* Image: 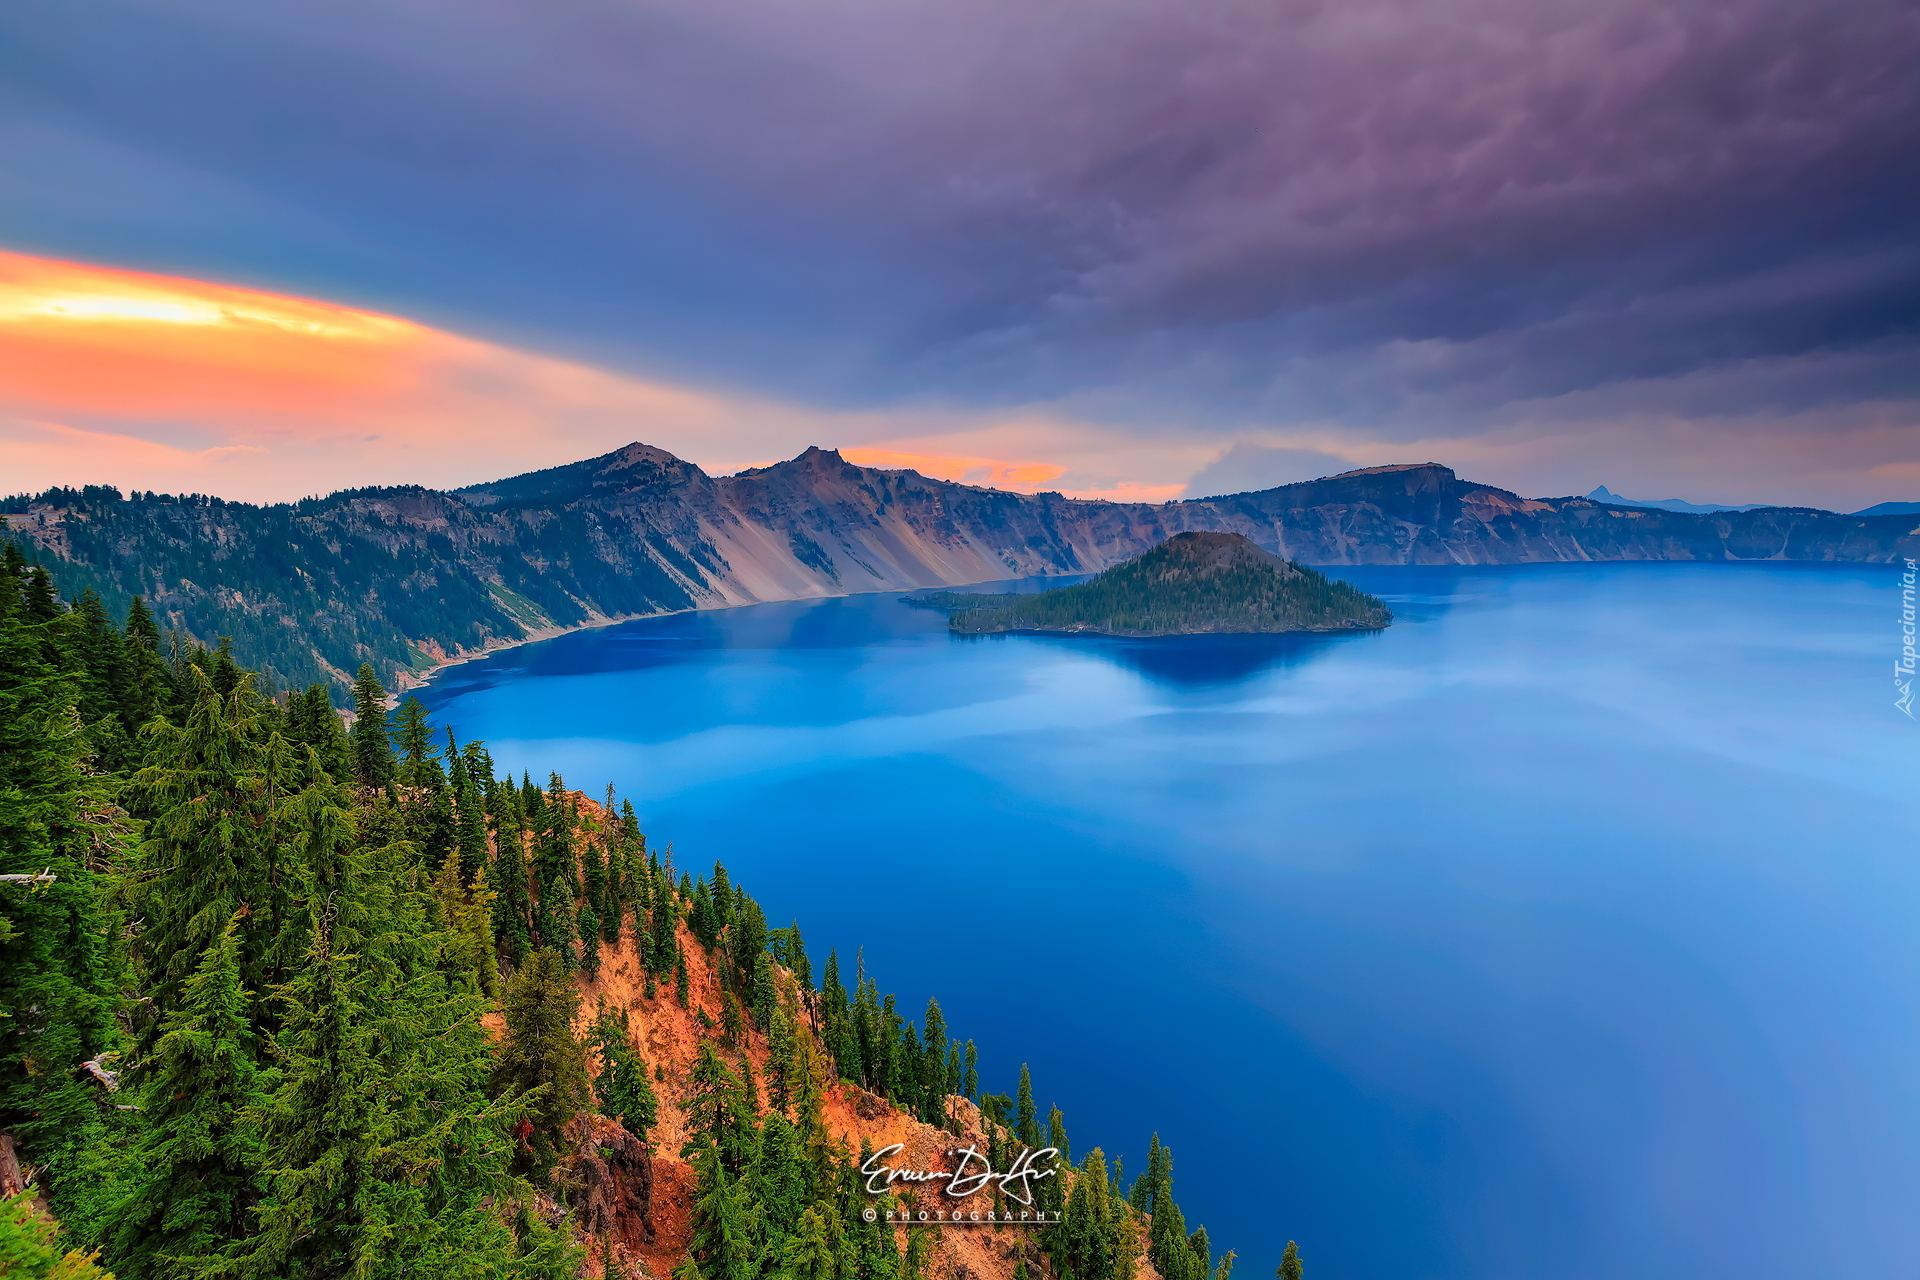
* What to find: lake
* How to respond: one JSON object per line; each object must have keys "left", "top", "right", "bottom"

{"left": 417, "top": 561, "right": 1920, "bottom": 1280}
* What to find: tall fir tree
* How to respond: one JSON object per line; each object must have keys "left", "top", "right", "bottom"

{"left": 0, "top": 572, "right": 125, "bottom": 1222}
{"left": 491, "top": 785, "right": 533, "bottom": 968}
{"left": 590, "top": 1004, "right": 658, "bottom": 1145}
{"left": 110, "top": 917, "right": 266, "bottom": 1280}
{"left": 121, "top": 594, "right": 176, "bottom": 734}
{"left": 127, "top": 667, "right": 299, "bottom": 1043}
{"left": 493, "top": 947, "right": 590, "bottom": 1175}
{"left": 241, "top": 823, "right": 568, "bottom": 1279}
{"left": 348, "top": 663, "right": 394, "bottom": 790}
{"left": 529, "top": 774, "right": 578, "bottom": 965}
{"left": 389, "top": 695, "right": 434, "bottom": 786}
{"left": 1014, "top": 1064, "right": 1041, "bottom": 1149}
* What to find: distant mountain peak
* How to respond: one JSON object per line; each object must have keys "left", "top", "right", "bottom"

{"left": 1585, "top": 485, "right": 1774, "bottom": 514}
{"left": 1328, "top": 462, "right": 1451, "bottom": 477}
{"left": 457, "top": 439, "right": 705, "bottom": 505}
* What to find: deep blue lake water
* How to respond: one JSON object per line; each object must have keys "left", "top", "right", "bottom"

{"left": 419, "top": 562, "right": 1920, "bottom": 1280}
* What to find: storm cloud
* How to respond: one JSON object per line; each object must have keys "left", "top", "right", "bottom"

{"left": 2, "top": 0, "right": 1917, "bottom": 503}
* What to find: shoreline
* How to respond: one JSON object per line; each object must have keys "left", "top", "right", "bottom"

{"left": 393, "top": 557, "right": 1882, "bottom": 700}
{"left": 395, "top": 576, "right": 1030, "bottom": 697}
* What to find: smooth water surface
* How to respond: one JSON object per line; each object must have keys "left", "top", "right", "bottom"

{"left": 420, "top": 563, "right": 1920, "bottom": 1280}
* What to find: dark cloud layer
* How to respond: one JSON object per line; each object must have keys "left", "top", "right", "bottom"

{"left": 3, "top": 0, "right": 1918, "bottom": 480}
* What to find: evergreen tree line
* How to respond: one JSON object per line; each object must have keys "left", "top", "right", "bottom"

{"left": 0, "top": 557, "right": 1304, "bottom": 1280}
{"left": 0, "top": 472, "right": 709, "bottom": 702}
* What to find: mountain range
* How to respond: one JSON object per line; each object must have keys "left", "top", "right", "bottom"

{"left": 1588, "top": 484, "right": 1920, "bottom": 518}
{"left": 6, "top": 443, "right": 1917, "bottom": 696}
{"left": 1583, "top": 485, "right": 1775, "bottom": 514}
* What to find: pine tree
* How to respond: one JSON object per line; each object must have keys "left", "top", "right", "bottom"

{"left": 1277, "top": 1241, "right": 1302, "bottom": 1280}
{"left": 530, "top": 775, "right": 577, "bottom": 965}
{"left": 433, "top": 849, "right": 501, "bottom": 997}
{"left": 681, "top": 1043, "right": 758, "bottom": 1177}
{"left": 683, "top": 1148, "right": 758, "bottom": 1280}
{"left": 348, "top": 663, "right": 394, "bottom": 790}
{"left": 23, "top": 566, "right": 61, "bottom": 622}
{"left": 1130, "top": 1136, "right": 1159, "bottom": 1212}
{"left": 286, "top": 685, "right": 351, "bottom": 781}
{"left": 67, "top": 590, "right": 136, "bottom": 770}
{"left": 590, "top": 1004, "right": 658, "bottom": 1144}
{"left": 1188, "top": 1226, "right": 1213, "bottom": 1280}
{"left": 240, "top": 828, "right": 564, "bottom": 1279}
{"left": 766, "top": 1000, "right": 798, "bottom": 1115}
{"left": 110, "top": 917, "right": 265, "bottom": 1279}
{"left": 127, "top": 667, "right": 307, "bottom": 1042}
{"left": 747, "top": 1113, "right": 811, "bottom": 1255}
{"left": 818, "top": 952, "right": 855, "bottom": 1082}
{"left": 1052, "top": 1148, "right": 1118, "bottom": 1280}
{"left": 918, "top": 999, "right": 948, "bottom": 1125}
{"left": 390, "top": 695, "right": 434, "bottom": 785}
{"left": 578, "top": 838, "right": 607, "bottom": 974}
{"left": 491, "top": 787, "right": 533, "bottom": 968}
{"left": 493, "top": 948, "right": 590, "bottom": 1175}
{"left": 448, "top": 730, "right": 490, "bottom": 882}
{"left": 775, "top": 1206, "right": 835, "bottom": 1280}
{"left": 121, "top": 594, "right": 175, "bottom": 734}
{"left": 0, "top": 573, "right": 124, "bottom": 1222}
{"left": 1015, "top": 1065, "right": 1041, "bottom": 1149}
{"left": 844, "top": 1144, "right": 903, "bottom": 1280}
{"left": 1146, "top": 1141, "right": 1193, "bottom": 1280}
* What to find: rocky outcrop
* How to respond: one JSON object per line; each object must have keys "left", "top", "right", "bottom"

{"left": 8, "top": 446, "right": 1916, "bottom": 693}
{"left": 556, "top": 794, "right": 1121, "bottom": 1280}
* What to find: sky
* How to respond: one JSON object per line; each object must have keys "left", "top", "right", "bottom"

{"left": 3, "top": 0, "right": 1918, "bottom": 508}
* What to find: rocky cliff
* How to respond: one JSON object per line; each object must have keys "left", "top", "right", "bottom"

{"left": 6, "top": 444, "right": 1916, "bottom": 693}
{"left": 551, "top": 795, "right": 1139, "bottom": 1280}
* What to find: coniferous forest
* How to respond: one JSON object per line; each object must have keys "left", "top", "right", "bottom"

{"left": 0, "top": 545, "right": 1302, "bottom": 1280}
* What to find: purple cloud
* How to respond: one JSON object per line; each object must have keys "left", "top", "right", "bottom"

{"left": 1, "top": 0, "right": 1916, "bottom": 497}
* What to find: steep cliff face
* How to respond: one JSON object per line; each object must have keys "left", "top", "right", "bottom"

{"left": 568, "top": 904, "right": 1086, "bottom": 1280}
{"left": 553, "top": 800, "right": 1123, "bottom": 1280}
{"left": 7, "top": 444, "right": 1917, "bottom": 694}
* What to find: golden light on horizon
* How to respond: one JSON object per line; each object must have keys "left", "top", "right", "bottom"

{"left": 0, "top": 251, "right": 417, "bottom": 336}
{"left": 0, "top": 249, "right": 1184, "bottom": 508}
{"left": 841, "top": 447, "right": 1067, "bottom": 489}
{"left": 0, "top": 250, "right": 427, "bottom": 416}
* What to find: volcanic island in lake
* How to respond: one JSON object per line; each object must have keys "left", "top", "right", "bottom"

{"left": 908, "top": 531, "right": 1393, "bottom": 637}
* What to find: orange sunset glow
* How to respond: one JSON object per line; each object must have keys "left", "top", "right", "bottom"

{"left": 0, "top": 251, "right": 1150, "bottom": 506}
{"left": 839, "top": 448, "right": 1067, "bottom": 490}
{"left": 0, "top": 250, "right": 778, "bottom": 499}
{"left": 0, "top": 251, "right": 428, "bottom": 417}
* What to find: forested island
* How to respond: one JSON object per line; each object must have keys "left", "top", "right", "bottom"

{"left": 913, "top": 533, "right": 1391, "bottom": 637}
{"left": 0, "top": 544, "right": 1303, "bottom": 1280}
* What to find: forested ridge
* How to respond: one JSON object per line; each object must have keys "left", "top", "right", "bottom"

{"left": 6, "top": 444, "right": 1911, "bottom": 704}
{"left": 0, "top": 551, "right": 1303, "bottom": 1280}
